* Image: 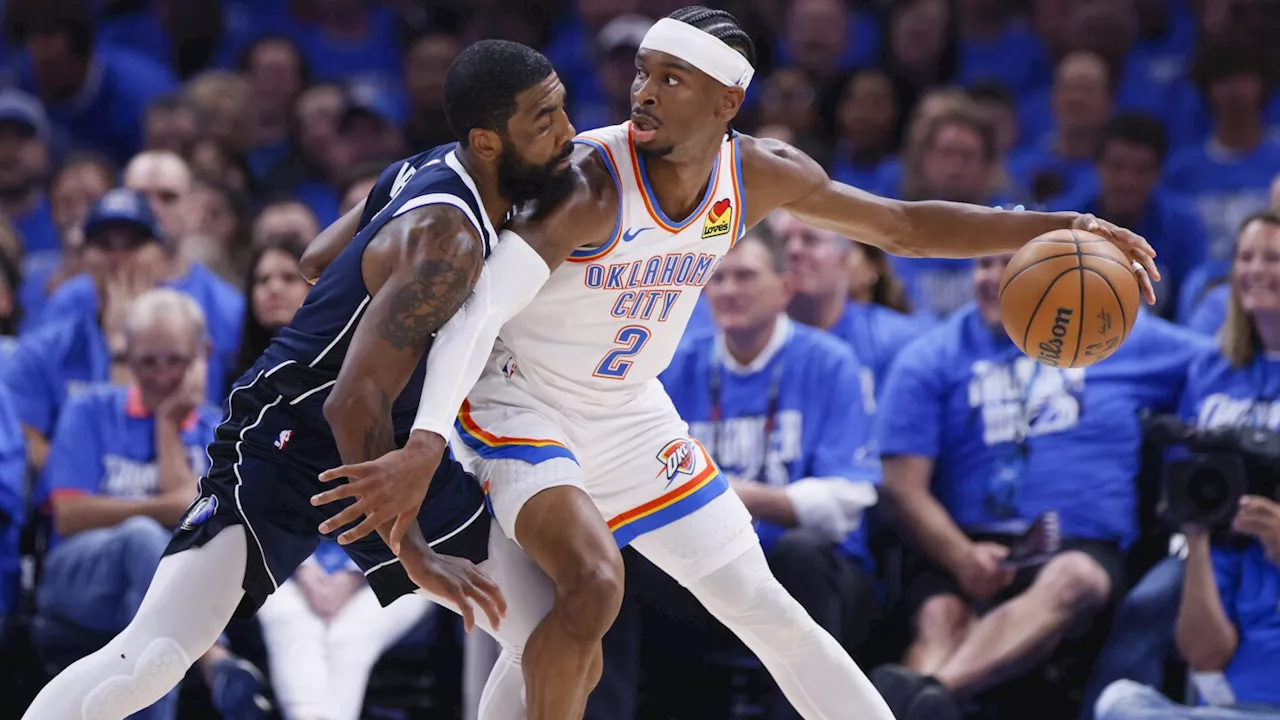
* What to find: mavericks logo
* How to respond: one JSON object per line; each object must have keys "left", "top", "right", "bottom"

{"left": 655, "top": 439, "right": 697, "bottom": 486}
{"left": 180, "top": 495, "right": 219, "bottom": 531}
{"left": 701, "top": 199, "right": 733, "bottom": 239}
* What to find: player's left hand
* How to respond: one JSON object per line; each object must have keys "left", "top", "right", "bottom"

{"left": 313, "top": 430, "right": 447, "bottom": 552}
{"left": 1071, "top": 213, "right": 1159, "bottom": 306}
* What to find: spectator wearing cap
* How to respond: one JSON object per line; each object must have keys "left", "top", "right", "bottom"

{"left": 3, "top": 189, "right": 169, "bottom": 468}
{"left": 0, "top": 88, "right": 57, "bottom": 272}
{"left": 403, "top": 34, "right": 461, "bottom": 151}
{"left": 32, "top": 288, "right": 219, "bottom": 720}
{"left": 572, "top": 14, "right": 653, "bottom": 129}
{"left": 0, "top": 384, "right": 25, "bottom": 629}
{"left": 1163, "top": 36, "right": 1280, "bottom": 263}
{"left": 8, "top": 0, "right": 177, "bottom": 166}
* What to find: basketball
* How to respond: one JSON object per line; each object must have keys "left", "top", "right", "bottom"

{"left": 998, "top": 228, "right": 1141, "bottom": 369}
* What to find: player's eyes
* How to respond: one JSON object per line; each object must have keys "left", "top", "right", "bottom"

{"left": 665, "top": 76, "right": 680, "bottom": 86}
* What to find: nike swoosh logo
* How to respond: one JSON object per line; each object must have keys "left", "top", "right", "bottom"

{"left": 622, "top": 227, "right": 654, "bottom": 242}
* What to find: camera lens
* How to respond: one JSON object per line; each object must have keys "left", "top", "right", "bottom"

{"left": 1188, "top": 468, "right": 1229, "bottom": 513}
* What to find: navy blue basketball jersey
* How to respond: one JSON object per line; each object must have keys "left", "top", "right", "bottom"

{"left": 257, "top": 144, "right": 498, "bottom": 433}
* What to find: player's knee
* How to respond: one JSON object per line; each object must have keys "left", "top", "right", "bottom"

{"left": 1037, "top": 551, "right": 1111, "bottom": 613}
{"left": 914, "top": 594, "right": 971, "bottom": 638}
{"left": 82, "top": 635, "right": 194, "bottom": 719}
{"left": 555, "top": 556, "right": 624, "bottom": 640}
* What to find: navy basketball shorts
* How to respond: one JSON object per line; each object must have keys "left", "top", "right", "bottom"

{"left": 165, "top": 368, "right": 490, "bottom": 619}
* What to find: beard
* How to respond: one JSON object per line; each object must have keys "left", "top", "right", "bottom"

{"left": 497, "top": 141, "right": 577, "bottom": 217}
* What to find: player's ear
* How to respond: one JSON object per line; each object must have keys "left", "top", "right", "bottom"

{"left": 715, "top": 86, "right": 746, "bottom": 123}
{"left": 468, "top": 128, "right": 504, "bottom": 162}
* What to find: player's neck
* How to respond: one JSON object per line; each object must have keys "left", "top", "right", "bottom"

{"left": 788, "top": 290, "right": 846, "bottom": 331}
{"left": 454, "top": 148, "right": 513, "bottom": 231}
{"left": 1213, "top": 116, "right": 1263, "bottom": 153}
{"left": 640, "top": 140, "right": 723, "bottom": 224}
{"left": 724, "top": 319, "right": 778, "bottom": 366}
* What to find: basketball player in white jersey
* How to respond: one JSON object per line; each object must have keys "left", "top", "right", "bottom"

{"left": 311, "top": 8, "right": 1160, "bottom": 719}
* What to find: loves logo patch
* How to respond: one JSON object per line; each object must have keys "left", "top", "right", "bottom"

{"left": 702, "top": 198, "right": 733, "bottom": 239}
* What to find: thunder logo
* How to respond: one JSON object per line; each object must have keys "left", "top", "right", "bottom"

{"left": 655, "top": 439, "right": 697, "bottom": 486}
{"left": 701, "top": 199, "right": 733, "bottom": 239}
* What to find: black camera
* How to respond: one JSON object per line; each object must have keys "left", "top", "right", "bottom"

{"left": 1142, "top": 413, "right": 1280, "bottom": 532}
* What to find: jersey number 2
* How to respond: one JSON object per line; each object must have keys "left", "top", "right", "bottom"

{"left": 593, "top": 326, "right": 651, "bottom": 380}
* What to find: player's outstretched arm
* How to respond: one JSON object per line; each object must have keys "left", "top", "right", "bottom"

{"left": 740, "top": 135, "right": 1158, "bottom": 304}
{"left": 318, "top": 205, "right": 483, "bottom": 546}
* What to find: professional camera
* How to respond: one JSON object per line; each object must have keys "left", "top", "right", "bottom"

{"left": 1142, "top": 413, "right": 1280, "bottom": 532}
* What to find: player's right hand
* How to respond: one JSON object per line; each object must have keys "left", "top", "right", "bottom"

{"left": 313, "top": 430, "right": 447, "bottom": 552}
{"left": 400, "top": 542, "right": 507, "bottom": 632}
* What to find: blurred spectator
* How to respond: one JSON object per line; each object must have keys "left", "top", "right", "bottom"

{"left": 875, "top": 87, "right": 975, "bottom": 200}
{"left": 895, "top": 108, "right": 1003, "bottom": 317}
{"left": 0, "top": 244, "right": 18, "bottom": 341}
{"left": 779, "top": 0, "right": 852, "bottom": 90}
{"left": 184, "top": 70, "right": 255, "bottom": 158}
{"left": 1009, "top": 51, "right": 1110, "bottom": 206}
{"left": 338, "top": 166, "right": 382, "bottom": 217}
{"left": 542, "top": 0, "right": 639, "bottom": 110}
{"left": 121, "top": 150, "right": 194, "bottom": 245}
{"left": 0, "top": 88, "right": 56, "bottom": 270}
{"left": 829, "top": 69, "right": 904, "bottom": 192}
{"left": 968, "top": 81, "right": 1019, "bottom": 157}
{"left": 570, "top": 15, "right": 650, "bottom": 130}
{"left": 603, "top": 230, "right": 880, "bottom": 720}
{"left": 403, "top": 33, "right": 462, "bottom": 150}
{"left": 143, "top": 94, "right": 206, "bottom": 158}
{"left": 1030, "top": 0, "right": 1073, "bottom": 64}
{"left": 775, "top": 211, "right": 920, "bottom": 402}
{"left": 8, "top": 0, "right": 178, "bottom": 166}
{"left": 231, "top": 236, "right": 309, "bottom": 388}
{"left": 240, "top": 36, "right": 308, "bottom": 180}
{"left": 95, "top": 0, "right": 264, "bottom": 78}
{"left": 872, "top": 255, "right": 1211, "bottom": 716}
{"left": 1093, "top": 210, "right": 1280, "bottom": 720}
{"left": 338, "top": 81, "right": 407, "bottom": 169}
{"left": 270, "top": 82, "right": 347, "bottom": 226}
{"left": 257, "top": 540, "right": 433, "bottom": 720}
{"left": 954, "top": 0, "right": 1051, "bottom": 97}
{"left": 1164, "top": 35, "right": 1280, "bottom": 262}
{"left": 34, "top": 288, "right": 215, "bottom": 720}
{"left": 758, "top": 68, "right": 825, "bottom": 162}
{"left": 1056, "top": 113, "right": 1207, "bottom": 318}
{"left": 294, "top": 0, "right": 404, "bottom": 95}
{"left": 880, "top": 0, "right": 958, "bottom": 108}
{"left": 186, "top": 179, "right": 251, "bottom": 284}
{"left": 252, "top": 201, "right": 320, "bottom": 250}
{"left": 0, "top": 384, "right": 24, "bottom": 625}
{"left": 188, "top": 137, "right": 252, "bottom": 195}
{"left": 1126, "top": 0, "right": 1199, "bottom": 115}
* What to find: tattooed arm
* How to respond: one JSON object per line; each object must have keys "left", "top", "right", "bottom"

{"left": 320, "top": 204, "right": 482, "bottom": 546}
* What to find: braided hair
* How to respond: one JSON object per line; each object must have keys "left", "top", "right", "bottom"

{"left": 666, "top": 6, "right": 757, "bottom": 69}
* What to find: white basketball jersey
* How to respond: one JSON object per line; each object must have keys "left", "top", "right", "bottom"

{"left": 496, "top": 122, "right": 746, "bottom": 408}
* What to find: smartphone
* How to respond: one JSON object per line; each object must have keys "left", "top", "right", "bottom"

{"left": 1000, "top": 511, "right": 1061, "bottom": 569}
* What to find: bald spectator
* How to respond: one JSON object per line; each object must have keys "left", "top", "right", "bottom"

{"left": 33, "top": 289, "right": 219, "bottom": 720}
{"left": 8, "top": 0, "right": 177, "bottom": 166}
{"left": 1009, "top": 51, "right": 1110, "bottom": 205}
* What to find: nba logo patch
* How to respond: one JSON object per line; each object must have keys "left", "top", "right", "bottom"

{"left": 274, "top": 429, "right": 292, "bottom": 450}
{"left": 180, "top": 495, "right": 218, "bottom": 531}
{"left": 655, "top": 439, "right": 697, "bottom": 486}
{"left": 502, "top": 359, "right": 517, "bottom": 379}
{"left": 701, "top": 199, "right": 733, "bottom": 239}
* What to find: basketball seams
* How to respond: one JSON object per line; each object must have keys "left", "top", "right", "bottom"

{"left": 998, "top": 251, "right": 1081, "bottom": 300}
{"left": 1020, "top": 266, "right": 1082, "bottom": 352}
{"left": 1069, "top": 230, "right": 1085, "bottom": 367}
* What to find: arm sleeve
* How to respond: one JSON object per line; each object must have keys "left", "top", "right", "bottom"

{"left": 411, "top": 231, "right": 552, "bottom": 437}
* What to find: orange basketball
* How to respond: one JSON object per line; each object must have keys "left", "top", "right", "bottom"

{"left": 998, "top": 228, "right": 1140, "bottom": 369}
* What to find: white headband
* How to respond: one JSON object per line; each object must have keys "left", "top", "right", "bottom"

{"left": 638, "top": 18, "right": 755, "bottom": 90}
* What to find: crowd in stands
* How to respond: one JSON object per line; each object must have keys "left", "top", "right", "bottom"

{"left": 2, "top": 0, "right": 1280, "bottom": 718}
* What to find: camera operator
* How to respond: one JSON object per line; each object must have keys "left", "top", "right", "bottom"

{"left": 1095, "top": 210, "right": 1280, "bottom": 719}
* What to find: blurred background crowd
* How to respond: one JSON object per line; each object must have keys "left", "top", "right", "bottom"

{"left": 2, "top": 0, "right": 1280, "bottom": 718}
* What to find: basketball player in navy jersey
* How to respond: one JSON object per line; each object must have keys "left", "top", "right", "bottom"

{"left": 21, "top": 40, "right": 578, "bottom": 720}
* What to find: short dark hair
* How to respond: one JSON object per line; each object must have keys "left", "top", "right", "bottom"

{"left": 967, "top": 80, "right": 1014, "bottom": 109}
{"left": 1096, "top": 112, "right": 1168, "bottom": 162}
{"left": 923, "top": 108, "right": 998, "bottom": 164}
{"left": 238, "top": 35, "right": 311, "bottom": 88}
{"left": 737, "top": 222, "right": 786, "bottom": 274}
{"left": 667, "top": 6, "right": 758, "bottom": 69}
{"left": 443, "top": 40, "right": 555, "bottom": 148}
{"left": 1191, "top": 33, "right": 1272, "bottom": 95}
{"left": 54, "top": 150, "right": 116, "bottom": 189}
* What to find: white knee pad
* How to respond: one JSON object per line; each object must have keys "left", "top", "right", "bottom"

{"left": 81, "top": 637, "right": 192, "bottom": 720}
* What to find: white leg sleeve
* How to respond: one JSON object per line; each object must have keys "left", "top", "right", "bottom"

{"left": 326, "top": 588, "right": 432, "bottom": 720}
{"left": 257, "top": 580, "right": 334, "bottom": 720}
{"left": 476, "top": 646, "right": 528, "bottom": 720}
{"left": 463, "top": 631, "right": 502, "bottom": 720}
{"left": 681, "top": 542, "right": 895, "bottom": 720}
{"left": 21, "top": 527, "right": 248, "bottom": 720}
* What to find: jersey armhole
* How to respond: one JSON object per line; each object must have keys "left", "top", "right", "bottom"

{"left": 392, "top": 193, "right": 489, "bottom": 255}
{"left": 567, "top": 137, "right": 623, "bottom": 263}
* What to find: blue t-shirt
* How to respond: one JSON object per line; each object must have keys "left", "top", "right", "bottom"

{"left": 888, "top": 258, "right": 974, "bottom": 320}
{"left": 1007, "top": 140, "right": 1099, "bottom": 206}
{"left": 1179, "top": 346, "right": 1280, "bottom": 433}
{"left": 13, "top": 194, "right": 58, "bottom": 261}
{"left": 1187, "top": 285, "right": 1229, "bottom": 337}
{"left": 956, "top": 22, "right": 1051, "bottom": 98}
{"left": 1, "top": 313, "right": 111, "bottom": 437}
{"left": 1163, "top": 139, "right": 1280, "bottom": 262}
{"left": 824, "top": 300, "right": 926, "bottom": 402}
{"left": 660, "top": 320, "right": 879, "bottom": 564}
{"left": 1207, "top": 543, "right": 1280, "bottom": 707}
{"left": 33, "top": 265, "right": 245, "bottom": 405}
{"left": 40, "top": 385, "right": 218, "bottom": 546}
{"left": 294, "top": 7, "right": 404, "bottom": 93}
{"left": 0, "top": 385, "right": 25, "bottom": 615}
{"left": 877, "top": 305, "right": 1210, "bottom": 543}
